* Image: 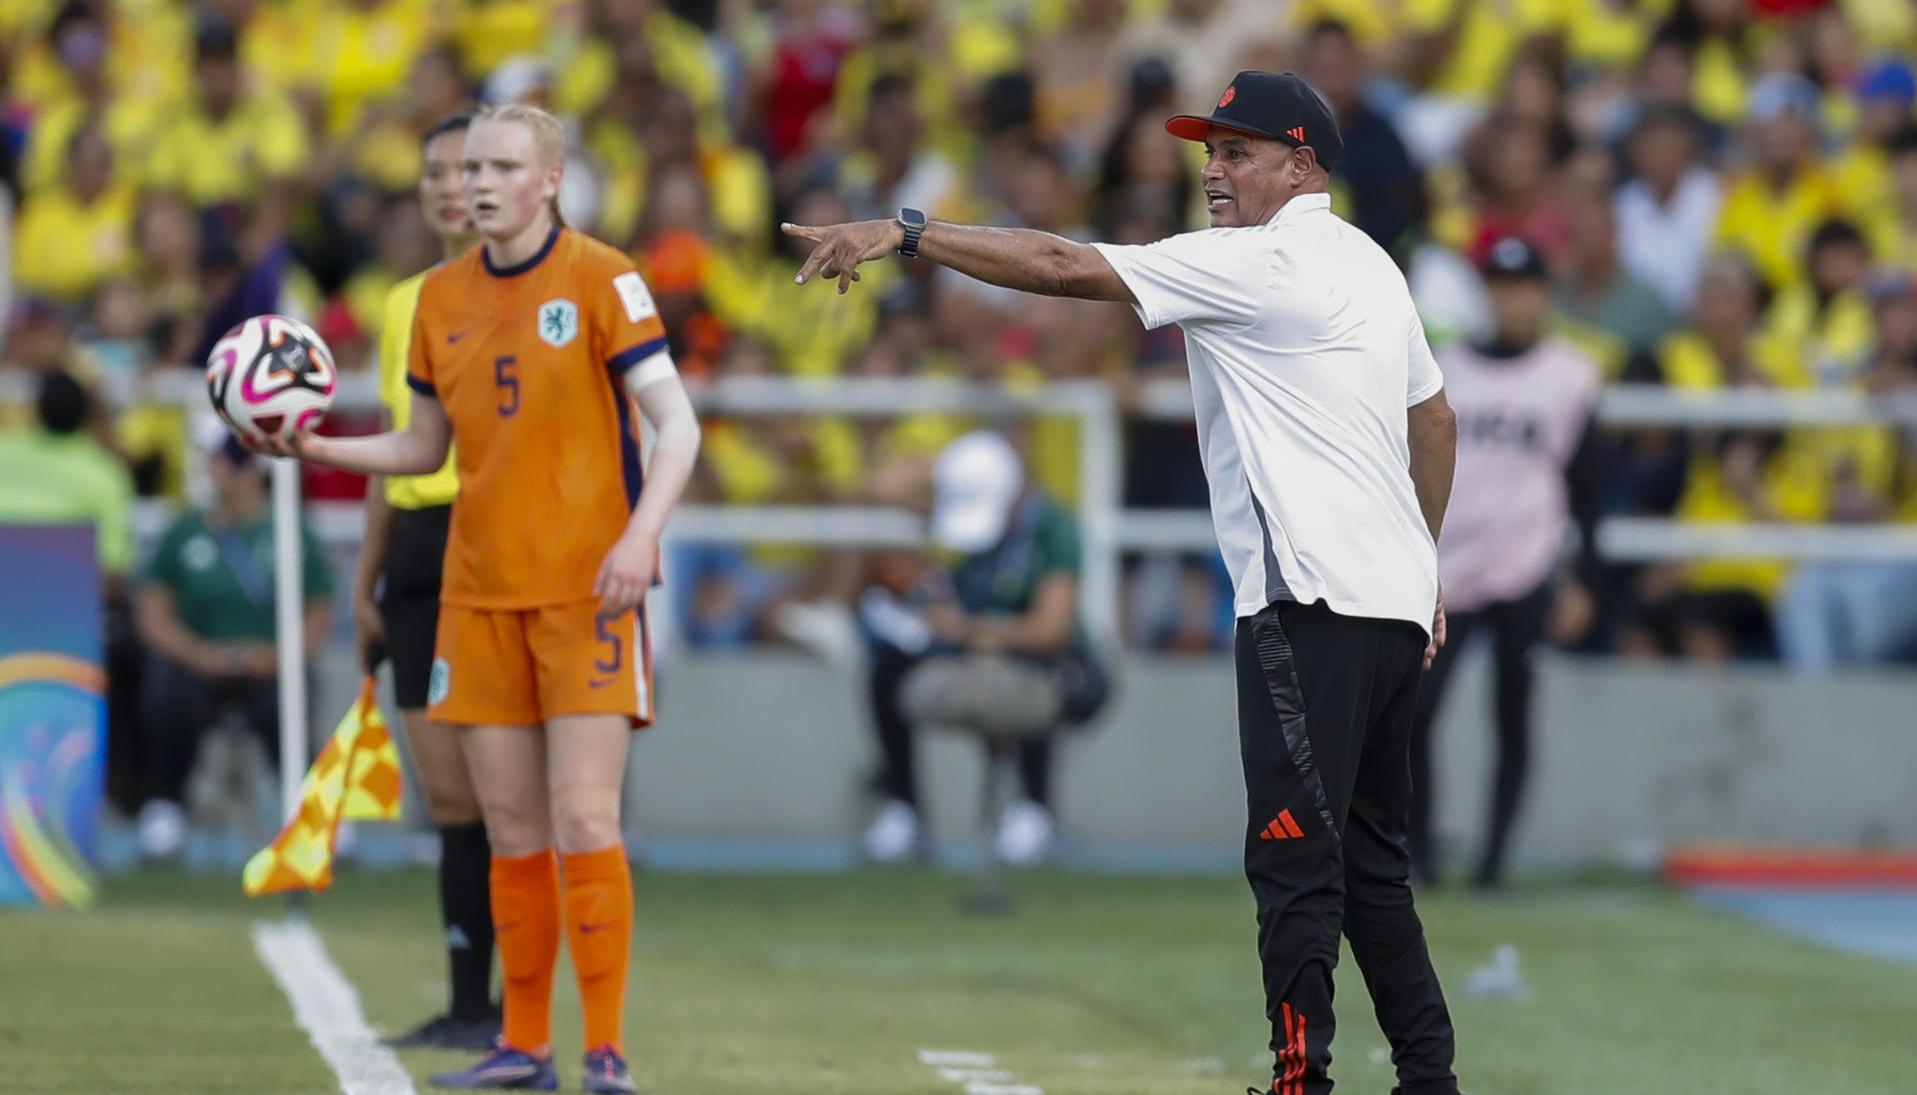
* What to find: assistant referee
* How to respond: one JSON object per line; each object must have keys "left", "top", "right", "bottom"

{"left": 348, "top": 110, "right": 499, "bottom": 1050}
{"left": 788, "top": 72, "right": 1462, "bottom": 1095}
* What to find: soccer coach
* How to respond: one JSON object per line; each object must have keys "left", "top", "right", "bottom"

{"left": 786, "top": 71, "right": 1462, "bottom": 1095}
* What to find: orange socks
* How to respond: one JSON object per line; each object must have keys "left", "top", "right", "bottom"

{"left": 491, "top": 845, "right": 633, "bottom": 1056}
{"left": 492, "top": 849, "right": 562, "bottom": 1054}
{"left": 562, "top": 845, "right": 634, "bottom": 1053}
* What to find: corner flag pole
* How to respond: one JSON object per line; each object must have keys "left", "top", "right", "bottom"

{"left": 271, "top": 456, "right": 307, "bottom": 826}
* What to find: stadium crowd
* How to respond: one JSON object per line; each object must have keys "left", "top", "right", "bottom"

{"left": 4, "top": 0, "right": 1917, "bottom": 676}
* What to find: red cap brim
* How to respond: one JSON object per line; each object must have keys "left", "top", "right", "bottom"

{"left": 1164, "top": 115, "right": 1284, "bottom": 143}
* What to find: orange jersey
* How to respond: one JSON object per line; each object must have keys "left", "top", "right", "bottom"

{"left": 407, "top": 227, "right": 667, "bottom": 608}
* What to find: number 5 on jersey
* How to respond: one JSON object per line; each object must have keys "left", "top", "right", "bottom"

{"left": 494, "top": 354, "right": 519, "bottom": 416}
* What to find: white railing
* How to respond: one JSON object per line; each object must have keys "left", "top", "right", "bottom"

{"left": 30, "top": 370, "right": 1917, "bottom": 597}
{"left": 19, "top": 367, "right": 1917, "bottom": 826}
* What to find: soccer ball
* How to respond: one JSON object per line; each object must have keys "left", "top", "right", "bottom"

{"left": 205, "top": 314, "right": 337, "bottom": 443}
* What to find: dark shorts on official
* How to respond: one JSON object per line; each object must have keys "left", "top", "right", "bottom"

{"left": 380, "top": 504, "right": 451, "bottom": 709}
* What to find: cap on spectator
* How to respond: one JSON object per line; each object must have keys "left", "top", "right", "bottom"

{"left": 931, "top": 431, "right": 1025, "bottom": 554}
{"left": 1746, "top": 72, "right": 1822, "bottom": 126}
{"left": 1857, "top": 58, "right": 1917, "bottom": 105}
{"left": 1480, "top": 236, "right": 1548, "bottom": 282}
{"left": 1165, "top": 71, "right": 1343, "bottom": 170}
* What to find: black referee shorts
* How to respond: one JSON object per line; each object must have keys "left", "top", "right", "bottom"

{"left": 1236, "top": 598, "right": 1457, "bottom": 1095}
{"left": 379, "top": 503, "right": 451, "bottom": 711}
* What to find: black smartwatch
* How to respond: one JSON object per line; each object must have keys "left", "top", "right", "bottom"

{"left": 896, "top": 207, "right": 927, "bottom": 259}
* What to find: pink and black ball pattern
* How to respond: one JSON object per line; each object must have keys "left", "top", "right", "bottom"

{"left": 205, "top": 314, "right": 338, "bottom": 442}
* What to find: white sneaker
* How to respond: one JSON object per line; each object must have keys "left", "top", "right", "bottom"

{"left": 993, "top": 801, "right": 1056, "bottom": 867}
{"left": 137, "top": 799, "right": 187, "bottom": 859}
{"left": 772, "top": 600, "right": 864, "bottom": 667}
{"left": 862, "top": 799, "right": 922, "bottom": 864}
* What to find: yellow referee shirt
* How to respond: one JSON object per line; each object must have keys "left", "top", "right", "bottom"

{"left": 379, "top": 271, "right": 460, "bottom": 509}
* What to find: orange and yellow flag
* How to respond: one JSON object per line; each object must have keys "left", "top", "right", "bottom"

{"left": 242, "top": 677, "right": 403, "bottom": 896}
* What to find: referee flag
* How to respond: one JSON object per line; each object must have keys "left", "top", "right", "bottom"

{"left": 242, "top": 678, "right": 403, "bottom": 896}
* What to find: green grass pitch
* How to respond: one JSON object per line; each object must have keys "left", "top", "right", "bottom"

{"left": 2, "top": 869, "right": 1910, "bottom": 1094}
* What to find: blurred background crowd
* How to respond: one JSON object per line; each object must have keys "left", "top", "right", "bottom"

{"left": 4, "top": 0, "right": 1917, "bottom": 679}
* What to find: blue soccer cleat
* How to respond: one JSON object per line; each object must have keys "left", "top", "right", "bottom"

{"left": 431, "top": 1043, "right": 559, "bottom": 1090}
{"left": 581, "top": 1045, "right": 636, "bottom": 1094}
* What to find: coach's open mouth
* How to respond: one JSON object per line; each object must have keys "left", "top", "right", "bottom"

{"left": 1206, "top": 189, "right": 1233, "bottom": 212}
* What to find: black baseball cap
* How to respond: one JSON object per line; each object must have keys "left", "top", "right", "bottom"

{"left": 1481, "top": 236, "right": 1548, "bottom": 281}
{"left": 1165, "top": 71, "right": 1343, "bottom": 170}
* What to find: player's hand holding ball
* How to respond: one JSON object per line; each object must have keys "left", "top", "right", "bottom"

{"left": 204, "top": 313, "right": 336, "bottom": 458}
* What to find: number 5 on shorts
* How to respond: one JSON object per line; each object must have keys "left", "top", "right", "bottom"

{"left": 594, "top": 612, "right": 624, "bottom": 674}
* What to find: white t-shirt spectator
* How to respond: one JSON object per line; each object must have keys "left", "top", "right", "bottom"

{"left": 1616, "top": 167, "right": 1721, "bottom": 313}
{"left": 1093, "top": 193, "right": 1443, "bottom": 632}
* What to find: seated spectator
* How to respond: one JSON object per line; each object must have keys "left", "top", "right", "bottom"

{"left": 1765, "top": 219, "right": 1876, "bottom": 387}
{"left": 1774, "top": 277, "right": 1917, "bottom": 670}
{"left": 15, "top": 0, "right": 163, "bottom": 198}
{"left": 1, "top": 298, "right": 95, "bottom": 412}
{"left": 1457, "top": 121, "right": 1572, "bottom": 264}
{"left": 1864, "top": 124, "right": 1917, "bottom": 270}
{"left": 74, "top": 277, "right": 155, "bottom": 383}
{"left": 859, "top": 432, "right": 1107, "bottom": 867}
{"left": 1555, "top": 185, "right": 1672, "bottom": 373}
{"left": 1299, "top": 19, "right": 1423, "bottom": 259}
{"left": 1627, "top": 257, "right": 1809, "bottom": 660}
{"left": 0, "top": 369, "right": 134, "bottom": 583}
{"left": 838, "top": 73, "right": 965, "bottom": 225}
{"left": 133, "top": 192, "right": 208, "bottom": 367}
{"left": 144, "top": 22, "right": 307, "bottom": 263}
{"left": 133, "top": 429, "right": 333, "bottom": 858}
{"left": 1715, "top": 73, "right": 1849, "bottom": 295}
{"left": 11, "top": 123, "right": 137, "bottom": 305}
{"left": 1833, "top": 58, "right": 1916, "bottom": 216}
{"left": 1615, "top": 105, "right": 1721, "bottom": 313}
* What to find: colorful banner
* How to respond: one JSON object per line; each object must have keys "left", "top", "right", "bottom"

{"left": 0, "top": 526, "right": 104, "bottom": 908}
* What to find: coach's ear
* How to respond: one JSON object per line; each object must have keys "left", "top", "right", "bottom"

{"left": 1289, "top": 144, "right": 1322, "bottom": 184}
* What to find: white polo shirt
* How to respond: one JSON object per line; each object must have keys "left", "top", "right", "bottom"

{"left": 1092, "top": 193, "right": 1444, "bottom": 633}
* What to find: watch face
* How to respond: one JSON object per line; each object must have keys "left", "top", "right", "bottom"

{"left": 900, "top": 208, "right": 926, "bottom": 227}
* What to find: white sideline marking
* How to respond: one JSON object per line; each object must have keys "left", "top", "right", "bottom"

{"left": 253, "top": 919, "right": 418, "bottom": 1095}
{"left": 918, "top": 1049, "right": 1043, "bottom": 1095}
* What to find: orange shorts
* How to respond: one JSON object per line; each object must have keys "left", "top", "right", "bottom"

{"left": 429, "top": 598, "right": 653, "bottom": 728}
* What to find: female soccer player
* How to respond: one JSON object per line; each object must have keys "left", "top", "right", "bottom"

{"left": 259, "top": 104, "right": 701, "bottom": 1093}
{"left": 351, "top": 109, "right": 501, "bottom": 1050}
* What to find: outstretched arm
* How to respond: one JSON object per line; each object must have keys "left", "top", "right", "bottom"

{"left": 253, "top": 390, "right": 453, "bottom": 476}
{"left": 781, "top": 218, "right": 1135, "bottom": 303}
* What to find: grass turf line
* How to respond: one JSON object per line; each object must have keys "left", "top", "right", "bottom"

{"left": 1, "top": 870, "right": 1911, "bottom": 1094}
